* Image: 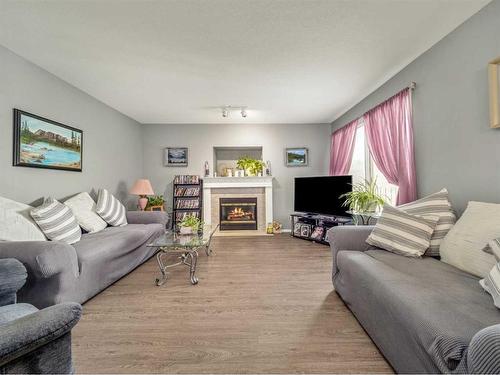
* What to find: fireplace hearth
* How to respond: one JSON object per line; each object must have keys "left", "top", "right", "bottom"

{"left": 219, "top": 197, "right": 257, "bottom": 230}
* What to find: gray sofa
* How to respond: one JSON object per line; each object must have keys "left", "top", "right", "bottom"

{"left": 328, "top": 225, "right": 500, "bottom": 374}
{"left": 0, "top": 258, "right": 82, "bottom": 374}
{"left": 0, "top": 211, "right": 167, "bottom": 309}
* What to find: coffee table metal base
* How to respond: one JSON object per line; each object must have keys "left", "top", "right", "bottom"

{"left": 155, "top": 247, "right": 199, "bottom": 286}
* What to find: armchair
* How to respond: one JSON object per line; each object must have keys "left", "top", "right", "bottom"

{"left": 0, "top": 259, "right": 82, "bottom": 374}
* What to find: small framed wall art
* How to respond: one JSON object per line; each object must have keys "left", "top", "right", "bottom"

{"left": 488, "top": 57, "right": 500, "bottom": 128}
{"left": 13, "top": 109, "right": 83, "bottom": 172}
{"left": 164, "top": 147, "right": 188, "bottom": 167}
{"left": 285, "top": 147, "right": 308, "bottom": 167}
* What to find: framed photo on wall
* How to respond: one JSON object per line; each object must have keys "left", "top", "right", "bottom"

{"left": 489, "top": 57, "right": 500, "bottom": 128}
{"left": 13, "top": 109, "right": 83, "bottom": 172}
{"left": 285, "top": 147, "right": 308, "bottom": 167}
{"left": 164, "top": 147, "right": 188, "bottom": 167}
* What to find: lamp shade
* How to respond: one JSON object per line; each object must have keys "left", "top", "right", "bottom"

{"left": 130, "top": 179, "right": 154, "bottom": 196}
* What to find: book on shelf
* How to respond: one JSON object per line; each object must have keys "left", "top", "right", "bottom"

{"left": 175, "top": 199, "right": 200, "bottom": 209}
{"left": 174, "top": 186, "right": 200, "bottom": 197}
{"left": 173, "top": 175, "right": 200, "bottom": 184}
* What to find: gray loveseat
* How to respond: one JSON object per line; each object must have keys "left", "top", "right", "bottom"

{"left": 328, "top": 225, "right": 500, "bottom": 374}
{"left": 0, "top": 211, "right": 167, "bottom": 309}
{"left": 0, "top": 258, "right": 82, "bottom": 374}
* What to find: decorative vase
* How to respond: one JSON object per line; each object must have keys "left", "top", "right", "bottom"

{"left": 180, "top": 226, "right": 193, "bottom": 235}
{"left": 138, "top": 196, "right": 148, "bottom": 211}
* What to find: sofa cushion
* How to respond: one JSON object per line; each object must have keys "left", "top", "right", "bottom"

{"left": 398, "top": 188, "right": 456, "bottom": 257}
{"left": 95, "top": 189, "right": 127, "bottom": 227}
{"left": 366, "top": 204, "right": 439, "bottom": 257}
{"left": 0, "top": 196, "right": 46, "bottom": 242}
{"left": 30, "top": 197, "right": 82, "bottom": 244}
{"left": 64, "top": 192, "right": 107, "bottom": 233}
{"left": 336, "top": 250, "right": 500, "bottom": 373}
{"left": 440, "top": 201, "right": 499, "bottom": 278}
{"left": 73, "top": 224, "right": 161, "bottom": 264}
{"left": 0, "top": 303, "right": 38, "bottom": 325}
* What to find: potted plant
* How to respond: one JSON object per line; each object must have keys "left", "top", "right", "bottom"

{"left": 146, "top": 195, "right": 165, "bottom": 211}
{"left": 236, "top": 156, "right": 266, "bottom": 176}
{"left": 179, "top": 214, "right": 203, "bottom": 235}
{"left": 340, "top": 178, "right": 386, "bottom": 213}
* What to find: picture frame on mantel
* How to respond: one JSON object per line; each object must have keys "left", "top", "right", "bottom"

{"left": 164, "top": 147, "right": 188, "bottom": 167}
{"left": 488, "top": 57, "right": 500, "bottom": 128}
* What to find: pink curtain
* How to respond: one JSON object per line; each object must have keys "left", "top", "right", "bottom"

{"left": 363, "top": 89, "right": 417, "bottom": 204}
{"left": 329, "top": 119, "right": 358, "bottom": 176}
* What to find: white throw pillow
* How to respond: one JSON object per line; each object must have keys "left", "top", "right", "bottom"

{"left": 0, "top": 196, "right": 47, "bottom": 241}
{"left": 95, "top": 189, "right": 127, "bottom": 227}
{"left": 440, "top": 201, "right": 499, "bottom": 278}
{"left": 480, "top": 238, "right": 500, "bottom": 309}
{"left": 64, "top": 192, "right": 107, "bottom": 233}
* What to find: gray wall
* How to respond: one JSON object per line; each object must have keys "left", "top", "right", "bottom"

{"left": 331, "top": 0, "right": 500, "bottom": 214}
{"left": 0, "top": 45, "right": 143, "bottom": 207}
{"left": 142, "top": 123, "right": 331, "bottom": 228}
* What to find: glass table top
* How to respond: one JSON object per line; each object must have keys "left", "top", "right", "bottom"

{"left": 147, "top": 225, "right": 216, "bottom": 249}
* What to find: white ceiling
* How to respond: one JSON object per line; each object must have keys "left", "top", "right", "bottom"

{"left": 0, "top": 0, "right": 490, "bottom": 124}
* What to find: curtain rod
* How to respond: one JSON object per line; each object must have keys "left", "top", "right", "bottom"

{"left": 361, "top": 82, "right": 416, "bottom": 117}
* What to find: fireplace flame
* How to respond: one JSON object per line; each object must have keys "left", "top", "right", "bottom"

{"left": 227, "top": 207, "right": 254, "bottom": 220}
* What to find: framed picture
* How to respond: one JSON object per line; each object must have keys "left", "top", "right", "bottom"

{"left": 310, "top": 226, "right": 325, "bottom": 241}
{"left": 164, "top": 147, "right": 188, "bottom": 167}
{"left": 293, "top": 222, "right": 302, "bottom": 236}
{"left": 488, "top": 57, "right": 500, "bottom": 128}
{"left": 13, "top": 109, "right": 83, "bottom": 172}
{"left": 300, "top": 224, "right": 311, "bottom": 237}
{"left": 285, "top": 147, "right": 308, "bottom": 167}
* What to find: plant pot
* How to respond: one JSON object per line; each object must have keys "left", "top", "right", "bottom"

{"left": 179, "top": 226, "right": 193, "bottom": 235}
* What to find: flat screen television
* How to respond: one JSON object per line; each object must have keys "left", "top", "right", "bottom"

{"left": 294, "top": 175, "right": 352, "bottom": 217}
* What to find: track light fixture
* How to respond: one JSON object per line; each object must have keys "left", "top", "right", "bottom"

{"left": 221, "top": 106, "right": 248, "bottom": 118}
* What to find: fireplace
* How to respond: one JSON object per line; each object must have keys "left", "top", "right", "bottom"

{"left": 219, "top": 197, "right": 257, "bottom": 230}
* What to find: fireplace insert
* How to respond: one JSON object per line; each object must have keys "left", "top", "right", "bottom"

{"left": 219, "top": 197, "right": 257, "bottom": 230}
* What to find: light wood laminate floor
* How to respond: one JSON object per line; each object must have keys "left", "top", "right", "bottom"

{"left": 73, "top": 234, "right": 392, "bottom": 373}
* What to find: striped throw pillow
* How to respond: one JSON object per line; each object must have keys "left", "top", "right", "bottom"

{"left": 399, "top": 188, "right": 456, "bottom": 257}
{"left": 96, "top": 189, "right": 127, "bottom": 227}
{"left": 366, "top": 204, "right": 439, "bottom": 257}
{"left": 480, "top": 239, "right": 500, "bottom": 309}
{"left": 30, "top": 197, "right": 81, "bottom": 244}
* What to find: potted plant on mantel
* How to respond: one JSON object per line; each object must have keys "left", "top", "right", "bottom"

{"left": 236, "top": 157, "right": 266, "bottom": 176}
{"left": 179, "top": 214, "right": 203, "bottom": 235}
{"left": 340, "top": 179, "right": 386, "bottom": 224}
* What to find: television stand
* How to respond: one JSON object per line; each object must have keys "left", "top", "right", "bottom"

{"left": 290, "top": 213, "right": 352, "bottom": 245}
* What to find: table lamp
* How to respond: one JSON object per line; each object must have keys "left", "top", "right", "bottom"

{"left": 130, "top": 179, "right": 154, "bottom": 211}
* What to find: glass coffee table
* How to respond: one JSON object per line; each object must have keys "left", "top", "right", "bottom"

{"left": 147, "top": 225, "right": 217, "bottom": 286}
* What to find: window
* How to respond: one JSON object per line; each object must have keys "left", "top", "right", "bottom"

{"left": 348, "top": 120, "right": 399, "bottom": 205}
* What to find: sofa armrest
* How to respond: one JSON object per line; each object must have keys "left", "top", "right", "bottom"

{"left": 0, "top": 302, "right": 82, "bottom": 367}
{"left": 327, "top": 225, "right": 375, "bottom": 278}
{"left": 126, "top": 211, "right": 170, "bottom": 226}
{"left": 0, "top": 241, "right": 79, "bottom": 279}
{"left": 0, "top": 259, "right": 27, "bottom": 306}
{"left": 465, "top": 324, "right": 500, "bottom": 374}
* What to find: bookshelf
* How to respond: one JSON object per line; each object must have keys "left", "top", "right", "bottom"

{"left": 172, "top": 175, "right": 203, "bottom": 229}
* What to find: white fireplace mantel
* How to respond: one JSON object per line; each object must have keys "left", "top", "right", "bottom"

{"left": 203, "top": 177, "right": 274, "bottom": 229}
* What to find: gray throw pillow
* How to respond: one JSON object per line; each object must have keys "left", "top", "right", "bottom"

{"left": 31, "top": 197, "right": 81, "bottom": 244}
